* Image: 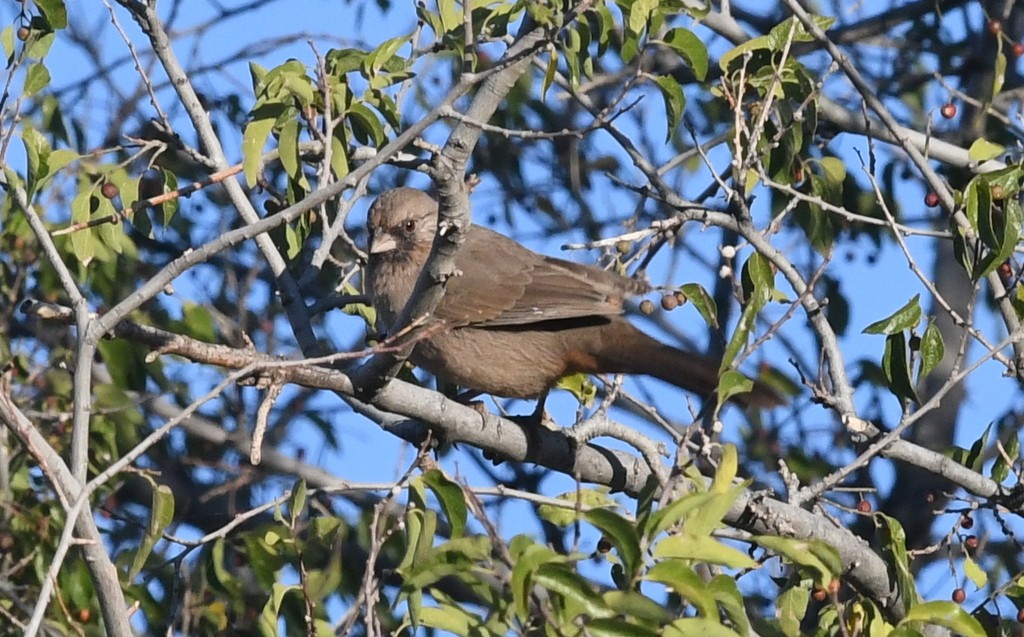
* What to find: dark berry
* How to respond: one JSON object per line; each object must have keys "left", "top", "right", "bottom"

{"left": 100, "top": 182, "right": 119, "bottom": 199}
{"left": 925, "top": 192, "right": 941, "bottom": 207}
{"left": 988, "top": 19, "right": 1003, "bottom": 35}
{"left": 811, "top": 588, "right": 827, "bottom": 602}
{"left": 941, "top": 103, "right": 957, "bottom": 119}
{"left": 999, "top": 261, "right": 1013, "bottom": 278}
{"left": 952, "top": 588, "right": 966, "bottom": 603}
{"left": 596, "top": 537, "right": 612, "bottom": 554}
{"left": 661, "top": 294, "right": 678, "bottom": 311}
{"left": 964, "top": 535, "right": 979, "bottom": 551}
{"left": 961, "top": 514, "right": 974, "bottom": 530}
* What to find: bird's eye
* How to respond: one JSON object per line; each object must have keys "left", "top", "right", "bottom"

{"left": 403, "top": 219, "right": 416, "bottom": 233}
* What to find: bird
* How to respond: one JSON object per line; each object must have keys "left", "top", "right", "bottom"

{"left": 364, "top": 187, "right": 782, "bottom": 411}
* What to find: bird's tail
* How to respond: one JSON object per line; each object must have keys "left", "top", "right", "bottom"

{"left": 590, "top": 318, "right": 783, "bottom": 409}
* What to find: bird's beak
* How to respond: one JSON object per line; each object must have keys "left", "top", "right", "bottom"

{"left": 369, "top": 230, "right": 397, "bottom": 255}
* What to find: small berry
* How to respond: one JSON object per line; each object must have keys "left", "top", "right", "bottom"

{"left": 596, "top": 537, "right": 612, "bottom": 554}
{"left": 961, "top": 514, "right": 975, "bottom": 530}
{"left": 616, "top": 240, "right": 631, "bottom": 255}
{"left": 16, "top": 26, "right": 29, "bottom": 40}
{"left": 988, "top": 19, "right": 1003, "bottom": 35}
{"left": 925, "top": 492, "right": 936, "bottom": 504}
{"left": 1017, "top": 607, "right": 1024, "bottom": 623}
{"left": 661, "top": 294, "right": 678, "bottom": 311}
{"left": 925, "top": 192, "right": 941, "bottom": 207}
{"left": 952, "top": 588, "right": 966, "bottom": 604}
{"left": 941, "top": 103, "right": 957, "bottom": 119}
{"left": 999, "top": 261, "right": 1013, "bottom": 278}
{"left": 674, "top": 291, "right": 687, "bottom": 305}
{"left": 991, "top": 184, "right": 1005, "bottom": 200}
{"left": 1014, "top": 43, "right": 1024, "bottom": 57}
{"left": 857, "top": 500, "right": 872, "bottom": 513}
{"left": 811, "top": 588, "right": 827, "bottom": 602}
{"left": 77, "top": 609, "right": 92, "bottom": 623}
{"left": 964, "top": 535, "right": 979, "bottom": 551}
{"left": 100, "top": 182, "right": 119, "bottom": 199}
{"left": 639, "top": 300, "right": 655, "bottom": 315}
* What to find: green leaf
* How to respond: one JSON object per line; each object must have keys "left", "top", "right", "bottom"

{"left": 21, "top": 124, "right": 50, "bottom": 195}
{"left": 24, "top": 62, "right": 50, "bottom": 97}
{"left": 711, "top": 444, "right": 738, "bottom": 494}
{"left": 534, "top": 564, "right": 606, "bottom": 618}
{"left": 752, "top": 536, "right": 838, "bottom": 586}
{"left": 128, "top": 482, "right": 175, "bottom": 580}
{"left": 918, "top": 320, "right": 944, "bottom": 380}
{"left": 899, "top": 601, "right": 986, "bottom": 637}
{"left": 644, "top": 491, "right": 718, "bottom": 541}
{"left": 538, "top": 488, "right": 617, "bottom": 527}
{"left": 665, "top": 618, "right": 741, "bottom": 637}
{"left": 653, "top": 75, "right": 686, "bottom": 142}
{"left": 717, "top": 370, "right": 754, "bottom": 408}
{"left": 259, "top": 583, "right": 300, "bottom": 637}
{"left": 2, "top": 26, "right": 13, "bottom": 59}
{"left": 818, "top": 156, "right": 846, "bottom": 183}
{"left": 511, "top": 541, "right": 564, "bottom": 620}
{"left": 242, "top": 116, "right": 276, "bottom": 187}
{"left": 875, "top": 513, "right": 919, "bottom": 613}
{"left": 863, "top": 294, "right": 922, "bottom": 335}
{"left": 776, "top": 583, "right": 810, "bottom": 637}
{"left": 585, "top": 508, "right": 641, "bottom": 583}
{"left": 289, "top": 479, "right": 307, "bottom": 525}
{"left": 962, "top": 554, "right": 987, "bottom": 589}
{"left": 555, "top": 371, "right": 596, "bottom": 406}
{"left": 991, "top": 430, "right": 1019, "bottom": 483}
{"left": 329, "top": 130, "right": 349, "bottom": 179}
{"left": 69, "top": 192, "right": 95, "bottom": 265}
{"left": 679, "top": 283, "right": 718, "bottom": 329}
{"left": 660, "top": 28, "right": 708, "bottom": 81}
{"left": 653, "top": 534, "right": 758, "bottom": 569}
{"left": 277, "top": 118, "right": 304, "bottom": 185}
{"left": 645, "top": 561, "right": 717, "bottom": 617}
{"left": 993, "top": 51, "right": 1006, "bottom": 97}
{"left": 882, "top": 331, "right": 918, "bottom": 403}
{"left": 421, "top": 468, "right": 467, "bottom": 539}
{"left": 33, "top": 0, "right": 68, "bottom": 29}
{"left": 968, "top": 138, "right": 1005, "bottom": 162}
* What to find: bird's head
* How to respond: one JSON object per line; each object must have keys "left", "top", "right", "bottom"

{"left": 366, "top": 187, "right": 438, "bottom": 264}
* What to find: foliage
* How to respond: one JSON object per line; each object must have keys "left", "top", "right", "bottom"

{"left": 1, "top": 0, "right": 1023, "bottom": 635}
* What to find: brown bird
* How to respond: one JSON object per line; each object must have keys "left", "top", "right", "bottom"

{"left": 365, "top": 187, "right": 781, "bottom": 410}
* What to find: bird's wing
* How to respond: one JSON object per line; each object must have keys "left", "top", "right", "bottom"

{"left": 434, "top": 226, "right": 648, "bottom": 327}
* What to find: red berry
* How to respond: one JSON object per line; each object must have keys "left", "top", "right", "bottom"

{"left": 999, "top": 261, "right": 1013, "bottom": 278}
{"left": 1013, "top": 43, "right": 1024, "bottom": 57}
{"left": 100, "top": 182, "right": 119, "bottom": 199}
{"left": 941, "top": 103, "right": 957, "bottom": 119}
{"left": 811, "top": 588, "right": 827, "bottom": 602}
{"left": 1017, "top": 607, "right": 1024, "bottom": 622}
{"left": 989, "top": 19, "right": 1002, "bottom": 34}
{"left": 925, "top": 192, "right": 941, "bottom": 207}
{"left": 964, "top": 535, "right": 979, "bottom": 551}
{"left": 952, "top": 588, "right": 966, "bottom": 603}
{"left": 857, "top": 500, "right": 872, "bottom": 513}
{"left": 961, "top": 514, "right": 974, "bottom": 530}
